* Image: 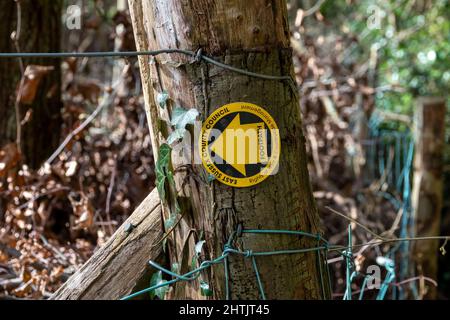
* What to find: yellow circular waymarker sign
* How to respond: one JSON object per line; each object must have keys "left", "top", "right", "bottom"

{"left": 199, "top": 102, "right": 280, "bottom": 187}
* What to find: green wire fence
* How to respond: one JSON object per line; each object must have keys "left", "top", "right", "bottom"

{"left": 120, "top": 225, "right": 405, "bottom": 301}
{"left": 121, "top": 228, "right": 332, "bottom": 300}
{"left": 0, "top": 49, "right": 445, "bottom": 301}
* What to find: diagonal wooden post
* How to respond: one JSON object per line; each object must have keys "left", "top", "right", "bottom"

{"left": 50, "top": 189, "right": 163, "bottom": 300}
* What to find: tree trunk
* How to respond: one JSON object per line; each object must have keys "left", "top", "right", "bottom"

{"left": 129, "top": 0, "right": 329, "bottom": 299}
{"left": 50, "top": 189, "right": 164, "bottom": 300}
{"left": 411, "top": 97, "right": 446, "bottom": 299}
{"left": 0, "top": 0, "right": 62, "bottom": 169}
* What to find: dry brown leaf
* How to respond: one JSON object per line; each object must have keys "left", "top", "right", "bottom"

{"left": 16, "top": 65, "right": 55, "bottom": 105}
{"left": 0, "top": 143, "right": 21, "bottom": 178}
{"left": 69, "top": 192, "right": 95, "bottom": 230}
{"left": 65, "top": 57, "right": 78, "bottom": 74}
{"left": 77, "top": 79, "right": 102, "bottom": 103}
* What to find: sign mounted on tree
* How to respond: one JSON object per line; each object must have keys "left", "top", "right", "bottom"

{"left": 199, "top": 102, "right": 280, "bottom": 187}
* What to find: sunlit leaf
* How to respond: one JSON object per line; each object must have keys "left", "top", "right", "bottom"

{"left": 164, "top": 214, "right": 177, "bottom": 230}
{"left": 195, "top": 240, "right": 206, "bottom": 256}
{"left": 171, "top": 262, "right": 180, "bottom": 274}
{"left": 149, "top": 271, "right": 168, "bottom": 300}
{"left": 170, "top": 107, "right": 199, "bottom": 130}
{"left": 167, "top": 128, "right": 186, "bottom": 145}
{"left": 200, "top": 280, "right": 213, "bottom": 297}
{"left": 157, "top": 91, "right": 169, "bottom": 109}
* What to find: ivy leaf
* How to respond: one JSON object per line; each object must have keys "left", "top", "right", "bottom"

{"left": 191, "top": 255, "right": 198, "bottom": 270}
{"left": 157, "top": 91, "right": 169, "bottom": 109}
{"left": 155, "top": 145, "right": 181, "bottom": 228}
{"left": 149, "top": 271, "right": 168, "bottom": 300}
{"left": 167, "top": 128, "right": 186, "bottom": 145}
{"left": 195, "top": 240, "right": 206, "bottom": 256}
{"left": 155, "top": 144, "right": 172, "bottom": 200}
{"left": 171, "top": 263, "right": 180, "bottom": 274}
{"left": 200, "top": 280, "right": 213, "bottom": 297}
{"left": 155, "top": 176, "right": 166, "bottom": 201}
{"left": 158, "top": 144, "right": 172, "bottom": 166}
{"left": 166, "top": 167, "right": 176, "bottom": 188}
{"left": 171, "top": 107, "right": 199, "bottom": 130}
{"left": 166, "top": 170, "right": 181, "bottom": 215}
{"left": 164, "top": 214, "right": 177, "bottom": 229}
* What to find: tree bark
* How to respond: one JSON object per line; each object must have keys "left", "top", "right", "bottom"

{"left": 50, "top": 189, "right": 164, "bottom": 300}
{"left": 0, "top": 0, "right": 62, "bottom": 169}
{"left": 129, "top": 0, "right": 329, "bottom": 299}
{"left": 411, "top": 97, "right": 446, "bottom": 299}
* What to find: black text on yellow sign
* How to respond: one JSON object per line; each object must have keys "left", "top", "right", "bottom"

{"left": 199, "top": 102, "right": 280, "bottom": 187}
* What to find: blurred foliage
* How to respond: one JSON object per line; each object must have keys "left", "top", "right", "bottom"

{"left": 320, "top": 0, "right": 449, "bottom": 114}
{"left": 291, "top": 0, "right": 450, "bottom": 298}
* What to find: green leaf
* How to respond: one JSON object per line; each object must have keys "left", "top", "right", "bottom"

{"left": 155, "top": 176, "right": 166, "bottom": 201}
{"left": 149, "top": 271, "right": 168, "bottom": 300}
{"left": 170, "top": 107, "right": 199, "bottom": 130}
{"left": 158, "top": 144, "right": 172, "bottom": 166}
{"left": 157, "top": 91, "right": 169, "bottom": 109}
{"left": 166, "top": 169, "right": 175, "bottom": 187}
{"left": 171, "top": 263, "right": 180, "bottom": 274}
{"left": 207, "top": 174, "right": 216, "bottom": 183}
{"left": 167, "top": 128, "right": 186, "bottom": 145}
{"left": 200, "top": 280, "right": 213, "bottom": 297}
{"left": 165, "top": 170, "right": 181, "bottom": 215}
{"left": 191, "top": 255, "right": 197, "bottom": 271}
{"left": 155, "top": 144, "right": 172, "bottom": 200}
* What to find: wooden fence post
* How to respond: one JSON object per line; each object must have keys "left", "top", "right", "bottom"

{"left": 411, "top": 97, "right": 446, "bottom": 299}
{"left": 128, "top": 0, "right": 329, "bottom": 299}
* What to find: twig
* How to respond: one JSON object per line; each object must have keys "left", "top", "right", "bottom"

{"left": 325, "top": 206, "right": 387, "bottom": 241}
{"left": 328, "top": 236, "right": 450, "bottom": 253}
{"left": 44, "top": 65, "right": 130, "bottom": 165}
{"left": 17, "top": 186, "right": 70, "bottom": 210}
{"left": 303, "top": 0, "right": 326, "bottom": 17}
{"left": 374, "top": 109, "right": 412, "bottom": 126}
{"left": 105, "top": 157, "right": 117, "bottom": 235}
{"left": 152, "top": 213, "right": 185, "bottom": 249}
{"left": 44, "top": 95, "right": 114, "bottom": 164}
{"left": 12, "top": 0, "right": 24, "bottom": 74}
{"left": 13, "top": 78, "right": 24, "bottom": 149}
{"left": 39, "top": 235, "right": 69, "bottom": 265}
{"left": 12, "top": 0, "right": 24, "bottom": 149}
{"left": 325, "top": 206, "right": 450, "bottom": 264}
{"left": 306, "top": 126, "right": 323, "bottom": 178}
{"left": 332, "top": 275, "right": 438, "bottom": 298}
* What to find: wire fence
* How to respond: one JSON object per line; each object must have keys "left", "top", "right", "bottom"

{"left": 1, "top": 49, "right": 448, "bottom": 300}
{"left": 0, "top": 49, "right": 294, "bottom": 82}
{"left": 363, "top": 112, "right": 415, "bottom": 299}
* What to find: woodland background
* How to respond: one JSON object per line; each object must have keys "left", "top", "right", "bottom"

{"left": 0, "top": 0, "right": 449, "bottom": 299}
